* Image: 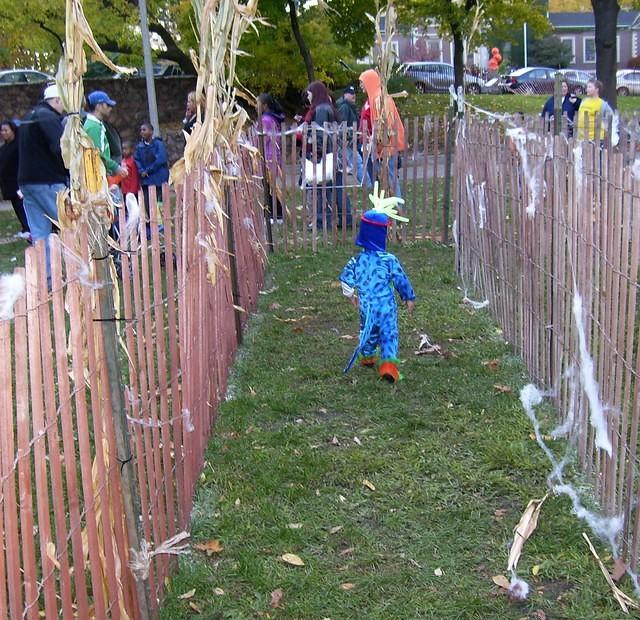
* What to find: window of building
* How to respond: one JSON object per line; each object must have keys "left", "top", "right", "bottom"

{"left": 584, "top": 36, "right": 596, "bottom": 63}
{"left": 560, "top": 36, "right": 576, "bottom": 63}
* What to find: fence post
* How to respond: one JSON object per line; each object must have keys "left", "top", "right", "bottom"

{"left": 257, "top": 130, "right": 274, "bottom": 253}
{"left": 553, "top": 72, "right": 563, "bottom": 136}
{"left": 442, "top": 87, "right": 463, "bottom": 245}
{"left": 91, "top": 218, "right": 151, "bottom": 618}
{"left": 224, "top": 187, "right": 243, "bottom": 345}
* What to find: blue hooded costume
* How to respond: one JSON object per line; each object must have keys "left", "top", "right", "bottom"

{"left": 339, "top": 187, "right": 416, "bottom": 382}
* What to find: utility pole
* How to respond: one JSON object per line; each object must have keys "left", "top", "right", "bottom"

{"left": 137, "top": 0, "right": 161, "bottom": 136}
{"left": 523, "top": 23, "right": 528, "bottom": 67}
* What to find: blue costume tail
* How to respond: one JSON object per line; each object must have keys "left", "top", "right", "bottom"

{"left": 343, "top": 303, "right": 373, "bottom": 374}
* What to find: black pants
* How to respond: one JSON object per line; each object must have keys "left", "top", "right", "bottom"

{"left": 141, "top": 185, "right": 163, "bottom": 220}
{"left": 265, "top": 181, "right": 283, "bottom": 220}
{"left": 11, "top": 196, "right": 29, "bottom": 233}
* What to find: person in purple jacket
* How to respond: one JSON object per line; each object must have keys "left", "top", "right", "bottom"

{"left": 257, "top": 93, "right": 285, "bottom": 222}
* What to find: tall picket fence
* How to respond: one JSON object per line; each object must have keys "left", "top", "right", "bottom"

{"left": 455, "top": 116, "right": 640, "bottom": 568}
{"left": 0, "top": 153, "right": 267, "bottom": 618}
{"left": 256, "top": 116, "right": 452, "bottom": 250}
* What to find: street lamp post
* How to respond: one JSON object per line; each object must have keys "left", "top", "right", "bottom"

{"left": 523, "top": 22, "right": 528, "bottom": 67}
{"left": 137, "top": 0, "right": 161, "bottom": 136}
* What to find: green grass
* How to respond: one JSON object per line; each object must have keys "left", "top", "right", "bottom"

{"left": 0, "top": 208, "right": 27, "bottom": 272}
{"left": 396, "top": 93, "right": 640, "bottom": 118}
{"left": 160, "top": 243, "right": 631, "bottom": 620}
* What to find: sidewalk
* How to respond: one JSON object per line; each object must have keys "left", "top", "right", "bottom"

{"left": 160, "top": 243, "right": 624, "bottom": 620}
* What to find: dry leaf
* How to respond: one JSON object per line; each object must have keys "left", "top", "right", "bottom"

{"left": 409, "top": 558, "right": 423, "bottom": 569}
{"left": 530, "top": 611, "right": 547, "bottom": 620}
{"left": 353, "top": 436, "right": 362, "bottom": 446}
{"left": 45, "top": 541, "right": 61, "bottom": 570}
{"left": 189, "top": 601, "right": 202, "bottom": 613}
{"left": 583, "top": 533, "right": 640, "bottom": 613}
{"left": 193, "top": 539, "right": 224, "bottom": 555}
{"left": 287, "top": 523, "right": 303, "bottom": 530}
{"left": 339, "top": 547, "right": 355, "bottom": 556}
{"left": 179, "top": 588, "right": 196, "bottom": 600}
{"left": 482, "top": 359, "right": 500, "bottom": 371}
{"left": 213, "top": 587, "right": 225, "bottom": 596}
{"left": 281, "top": 553, "right": 305, "bottom": 567}
{"left": 340, "top": 334, "right": 355, "bottom": 340}
{"left": 340, "top": 582, "right": 355, "bottom": 590}
{"left": 494, "top": 384, "right": 512, "bottom": 394}
{"left": 507, "top": 495, "right": 548, "bottom": 572}
{"left": 235, "top": 498, "right": 241, "bottom": 507}
{"left": 270, "top": 588, "right": 284, "bottom": 608}
{"left": 611, "top": 558, "right": 628, "bottom": 583}
{"left": 532, "top": 564, "right": 541, "bottom": 576}
{"left": 492, "top": 574, "right": 511, "bottom": 590}
{"left": 329, "top": 525, "right": 343, "bottom": 534}
{"left": 494, "top": 508, "right": 508, "bottom": 520}
{"left": 362, "top": 479, "right": 376, "bottom": 491}
{"left": 434, "top": 567, "right": 444, "bottom": 577}
{"left": 292, "top": 326, "right": 304, "bottom": 334}
{"left": 339, "top": 494, "right": 347, "bottom": 503}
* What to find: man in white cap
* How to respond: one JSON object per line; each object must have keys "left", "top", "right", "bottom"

{"left": 84, "top": 90, "right": 128, "bottom": 180}
{"left": 17, "top": 83, "right": 67, "bottom": 248}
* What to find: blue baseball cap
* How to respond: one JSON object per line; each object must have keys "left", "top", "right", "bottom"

{"left": 87, "top": 90, "right": 116, "bottom": 107}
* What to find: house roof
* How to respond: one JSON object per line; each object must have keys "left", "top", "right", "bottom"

{"left": 549, "top": 11, "right": 640, "bottom": 30}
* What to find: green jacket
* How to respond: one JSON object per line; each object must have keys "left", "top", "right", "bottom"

{"left": 83, "top": 114, "right": 119, "bottom": 175}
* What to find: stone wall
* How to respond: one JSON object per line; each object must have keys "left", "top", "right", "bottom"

{"left": 0, "top": 76, "right": 197, "bottom": 163}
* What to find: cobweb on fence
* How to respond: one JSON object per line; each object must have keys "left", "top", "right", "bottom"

{"left": 456, "top": 102, "right": 640, "bottom": 605}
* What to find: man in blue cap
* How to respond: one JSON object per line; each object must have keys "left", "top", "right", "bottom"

{"left": 83, "top": 90, "right": 128, "bottom": 180}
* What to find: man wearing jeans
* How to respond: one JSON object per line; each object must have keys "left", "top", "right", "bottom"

{"left": 18, "top": 84, "right": 67, "bottom": 246}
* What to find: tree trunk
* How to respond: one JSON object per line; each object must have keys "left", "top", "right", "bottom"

{"left": 287, "top": 0, "right": 315, "bottom": 83}
{"left": 592, "top": 0, "right": 620, "bottom": 108}
{"left": 452, "top": 28, "right": 464, "bottom": 94}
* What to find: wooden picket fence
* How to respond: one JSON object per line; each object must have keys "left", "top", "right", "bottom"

{"left": 0, "top": 153, "right": 267, "bottom": 618}
{"left": 255, "top": 115, "right": 452, "bottom": 251}
{"left": 455, "top": 115, "right": 640, "bottom": 568}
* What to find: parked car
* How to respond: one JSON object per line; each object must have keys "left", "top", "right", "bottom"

{"left": 0, "top": 69, "right": 53, "bottom": 85}
{"left": 501, "top": 67, "right": 583, "bottom": 95}
{"left": 616, "top": 69, "right": 640, "bottom": 96}
{"left": 402, "top": 62, "right": 485, "bottom": 95}
{"left": 557, "top": 69, "right": 594, "bottom": 95}
{"left": 129, "top": 61, "right": 187, "bottom": 78}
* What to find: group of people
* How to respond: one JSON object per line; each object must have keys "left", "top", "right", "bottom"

{"left": 0, "top": 83, "right": 170, "bottom": 248}
{"left": 257, "top": 69, "right": 406, "bottom": 229}
{"left": 541, "top": 77, "right": 613, "bottom": 141}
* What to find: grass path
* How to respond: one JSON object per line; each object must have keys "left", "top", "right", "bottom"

{"left": 161, "top": 243, "right": 628, "bottom": 619}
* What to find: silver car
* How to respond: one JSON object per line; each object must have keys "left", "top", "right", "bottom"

{"left": 617, "top": 70, "right": 640, "bottom": 96}
{"left": 402, "top": 62, "right": 485, "bottom": 95}
{"left": 0, "top": 69, "right": 53, "bottom": 85}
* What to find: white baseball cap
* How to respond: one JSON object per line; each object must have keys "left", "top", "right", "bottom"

{"left": 43, "top": 84, "right": 60, "bottom": 100}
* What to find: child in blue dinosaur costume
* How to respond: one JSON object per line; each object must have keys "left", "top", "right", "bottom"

{"left": 339, "top": 183, "right": 416, "bottom": 382}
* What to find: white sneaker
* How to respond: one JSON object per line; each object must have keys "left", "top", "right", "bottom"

{"left": 15, "top": 232, "right": 30, "bottom": 240}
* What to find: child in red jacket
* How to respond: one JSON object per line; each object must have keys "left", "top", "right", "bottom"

{"left": 120, "top": 141, "right": 140, "bottom": 198}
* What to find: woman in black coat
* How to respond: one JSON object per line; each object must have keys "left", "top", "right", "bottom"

{"left": 0, "top": 121, "right": 30, "bottom": 239}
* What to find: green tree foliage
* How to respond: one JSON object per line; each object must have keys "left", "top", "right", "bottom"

{"left": 528, "top": 34, "right": 573, "bottom": 68}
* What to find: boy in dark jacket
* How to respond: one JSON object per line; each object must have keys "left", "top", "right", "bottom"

{"left": 134, "top": 122, "right": 169, "bottom": 217}
{"left": 336, "top": 85, "right": 369, "bottom": 187}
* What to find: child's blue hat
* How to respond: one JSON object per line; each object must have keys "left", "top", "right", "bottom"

{"left": 355, "top": 182, "right": 407, "bottom": 252}
{"left": 356, "top": 210, "right": 390, "bottom": 251}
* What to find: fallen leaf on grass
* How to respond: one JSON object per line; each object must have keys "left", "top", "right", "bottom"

{"left": 339, "top": 547, "right": 355, "bottom": 556}
{"left": 340, "top": 334, "right": 355, "bottom": 340}
{"left": 339, "top": 494, "right": 347, "bottom": 503}
{"left": 270, "top": 589, "right": 284, "bottom": 608}
{"left": 409, "top": 558, "right": 423, "bottom": 569}
{"left": 482, "top": 359, "right": 500, "bottom": 371}
{"left": 340, "top": 582, "right": 355, "bottom": 590}
{"left": 213, "top": 588, "right": 225, "bottom": 596}
{"left": 434, "top": 567, "right": 444, "bottom": 577}
{"left": 329, "top": 525, "right": 343, "bottom": 534}
{"left": 292, "top": 326, "right": 304, "bottom": 334}
{"left": 288, "top": 523, "right": 303, "bottom": 529}
{"left": 330, "top": 436, "right": 340, "bottom": 446}
{"left": 273, "top": 315, "right": 311, "bottom": 323}
{"left": 532, "top": 564, "right": 541, "bottom": 576}
{"left": 507, "top": 494, "right": 549, "bottom": 572}
{"left": 179, "top": 589, "right": 196, "bottom": 600}
{"left": 611, "top": 558, "right": 628, "bottom": 583}
{"left": 189, "top": 601, "right": 202, "bottom": 613}
{"left": 494, "top": 508, "right": 508, "bottom": 520}
{"left": 494, "top": 384, "right": 513, "bottom": 394}
{"left": 269, "top": 302, "right": 281, "bottom": 310}
{"left": 529, "top": 433, "right": 553, "bottom": 441}
{"left": 259, "top": 285, "right": 278, "bottom": 295}
{"left": 281, "top": 553, "right": 305, "bottom": 567}
{"left": 353, "top": 436, "right": 362, "bottom": 445}
{"left": 530, "top": 611, "right": 547, "bottom": 620}
{"left": 362, "top": 479, "right": 376, "bottom": 491}
{"left": 492, "top": 574, "right": 511, "bottom": 590}
{"left": 193, "top": 539, "right": 224, "bottom": 555}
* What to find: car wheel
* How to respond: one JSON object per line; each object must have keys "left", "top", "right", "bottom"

{"left": 617, "top": 86, "right": 629, "bottom": 96}
{"left": 466, "top": 83, "right": 480, "bottom": 95}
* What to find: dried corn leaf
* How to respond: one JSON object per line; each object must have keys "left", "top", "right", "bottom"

{"left": 507, "top": 494, "right": 548, "bottom": 572}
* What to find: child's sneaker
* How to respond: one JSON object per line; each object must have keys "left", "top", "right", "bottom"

{"left": 359, "top": 355, "right": 377, "bottom": 368}
{"left": 378, "top": 361, "right": 400, "bottom": 383}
